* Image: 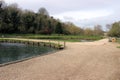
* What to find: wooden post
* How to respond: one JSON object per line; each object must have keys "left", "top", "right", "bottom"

{"left": 44, "top": 42, "right": 45, "bottom": 46}
{"left": 33, "top": 42, "right": 34, "bottom": 45}
{"left": 37, "top": 42, "right": 39, "bottom": 46}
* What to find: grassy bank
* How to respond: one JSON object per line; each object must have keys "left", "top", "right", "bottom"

{"left": 117, "top": 38, "right": 120, "bottom": 48}
{"left": 0, "top": 34, "right": 103, "bottom": 42}
{"left": 0, "top": 38, "right": 65, "bottom": 49}
{"left": 117, "top": 38, "right": 120, "bottom": 43}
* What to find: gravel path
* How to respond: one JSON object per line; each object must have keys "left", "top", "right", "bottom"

{"left": 0, "top": 39, "right": 120, "bottom": 80}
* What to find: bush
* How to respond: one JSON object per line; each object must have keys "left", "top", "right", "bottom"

{"left": 108, "top": 22, "right": 120, "bottom": 37}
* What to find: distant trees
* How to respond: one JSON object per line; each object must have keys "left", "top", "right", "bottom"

{"left": 106, "top": 24, "right": 112, "bottom": 32}
{"left": 0, "top": 1, "right": 104, "bottom": 36}
{"left": 38, "top": 7, "right": 49, "bottom": 17}
{"left": 84, "top": 28, "right": 93, "bottom": 36}
{"left": 63, "top": 22, "right": 84, "bottom": 35}
{"left": 0, "top": 3, "right": 21, "bottom": 33}
{"left": 0, "top": 1, "right": 60, "bottom": 34}
{"left": 0, "top": 0, "right": 6, "bottom": 9}
{"left": 93, "top": 25, "right": 103, "bottom": 36}
{"left": 0, "top": 1, "right": 85, "bottom": 35}
{"left": 55, "top": 22, "right": 63, "bottom": 34}
{"left": 83, "top": 25, "right": 104, "bottom": 36}
{"left": 21, "top": 10, "right": 36, "bottom": 33}
{"left": 108, "top": 22, "right": 120, "bottom": 37}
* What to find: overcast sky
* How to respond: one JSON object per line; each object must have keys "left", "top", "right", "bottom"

{"left": 4, "top": 0, "right": 120, "bottom": 29}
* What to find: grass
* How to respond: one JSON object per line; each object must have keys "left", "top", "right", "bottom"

{"left": 117, "top": 38, "right": 120, "bottom": 43}
{"left": 0, "top": 38, "right": 64, "bottom": 49}
{"left": 116, "top": 38, "right": 120, "bottom": 48}
{"left": 0, "top": 34, "right": 103, "bottom": 42}
{"left": 117, "top": 46, "right": 120, "bottom": 48}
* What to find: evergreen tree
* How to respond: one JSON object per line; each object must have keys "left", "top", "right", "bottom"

{"left": 55, "top": 22, "right": 63, "bottom": 34}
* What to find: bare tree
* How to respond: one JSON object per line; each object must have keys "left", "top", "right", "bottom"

{"left": 106, "top": 24, "right": 112, "bottom": 32}
{"left": 94, "top": 25, "right": 103, "bottom": 36}
{"left": 38, "top": 7, "right": 49, "bottom": 16}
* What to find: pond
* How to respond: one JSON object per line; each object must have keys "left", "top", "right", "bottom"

{"left": 80, "top": 40, "right": 94, "bottom": 42}
{"left": 0, "top": 43, "right": 56, "bottom": 64}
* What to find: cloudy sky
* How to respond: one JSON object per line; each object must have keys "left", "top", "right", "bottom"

{"left": 4, "top": 0, "right": 120, "bottom": 29}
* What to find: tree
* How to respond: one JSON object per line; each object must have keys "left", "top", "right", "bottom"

{"left": 0, "top": 0, "right": 6, "bottom": 32}
{"left": 106, "top": 24, "right": 112, "bottom": 32}
{"left": 108, "top": 22, "right": 120, "bottom": 37}
{"left": 38, "top": 7, "right": 49, "bottom": 17}
{"left": 55, "top": 22, "right": 63, "bottom": 34}
{"left": 93, "top": 25, "right": 103, "bottom": 36}
{"left": 7, "top": 4, "right": 21, "bottom": 33}
{"left": 0, "top": 1, "right": 86, "bottom": 35}
{"left": 0, "top": 0, "right": 6, "bottom": 9}
{"left": 63, "top": 22, "right": 83, "bottom": 35}
{"left": 21, "top": 10, "right": 35, "bottom": 33}
{"left": 84, "top": 28, "right": 93, "bottom": 36}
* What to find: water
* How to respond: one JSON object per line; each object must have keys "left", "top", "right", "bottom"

{"left": 0, "top": 43, "right": 56, "bottom": 64}
{"left": 81, "top": 40, "right": 93, "bottom": 42}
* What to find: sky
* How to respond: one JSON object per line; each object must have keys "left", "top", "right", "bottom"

{"left": 4, "top": 0, "right": 120, "bottom": 29}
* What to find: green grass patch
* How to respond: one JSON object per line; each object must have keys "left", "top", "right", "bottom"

{"left": 117, "top": 46, "right": 120, "bottom": 48}
{"left": 0, "top": 34, "right": 103, "bottom": 42}
{"left": 116, "top": 38, "right": 120, "bottom": 48}
{"left": 23, "top": 35, "right": 103, "bottom": 42}
{"left": 117, "top": 38, "right": 120, "bottom": 43}
{"left": 0, "top": 38, "right": 64, "bottom": 49}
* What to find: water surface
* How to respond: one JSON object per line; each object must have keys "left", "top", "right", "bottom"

{"left": 0, "top": 43, "right": 56, "bottom": 64}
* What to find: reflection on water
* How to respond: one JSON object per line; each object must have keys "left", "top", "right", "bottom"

{"left": 0, "top": 43, "right": 56, "bottom": 64}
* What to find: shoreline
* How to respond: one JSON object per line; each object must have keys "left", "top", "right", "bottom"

{"left": 0, "top": 39, "right": 120, "bottom": 80}
{"left": 0, "top": 50, "right": 58, "bottom": 67}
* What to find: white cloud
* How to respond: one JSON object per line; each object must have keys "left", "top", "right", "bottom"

{"left": 53, "top": 10, "right": 113, "bottom": 20}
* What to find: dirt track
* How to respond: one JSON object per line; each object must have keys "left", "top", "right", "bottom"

{"left": 0, "top": 39, "right": 120, "bottom": 80}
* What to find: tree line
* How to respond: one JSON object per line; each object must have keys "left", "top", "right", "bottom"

{"left": 0, "top": 1, "right": 104, "bottom": 36}
{"left": 0, "top": 1, "right": 63, "bottom": 34}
